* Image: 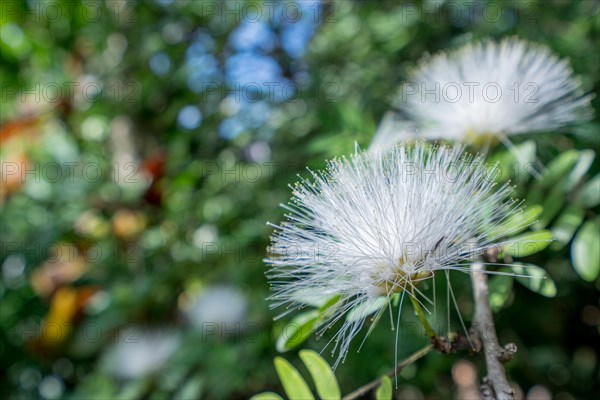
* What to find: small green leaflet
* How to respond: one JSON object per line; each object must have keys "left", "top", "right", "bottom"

{"left": 504, "top": 230, "right": 553, "bottom": 258}
{"left": 488, "top": 205, "right": 542, "bottom": 239}
{"left": 290, "top": 290, "right": 338, "bottom": 309}
{"left": 535, "top": 189, "right": 564, "bottom": 228}
{"left": 571, "top": 218, "right": 600, "bottom": 282}
{"left": 299, "top": 350, "right": 341, "bottom": 400}
{"left": 346, "top": 297, "right": 389, "bottom": 322}
{"left": 252, "top": 351, "right": 341, "bottom": 400}
{"left": 273, "top": 357, "right": 315, "bottom": 400}
{"left": 319, "top": 295, "right": 342, "bottom": 315}
{"left": 175, "top": 377, "right": 203, "bottom": 400}
{"left": 537, "top": 150, "right": 579, "bottom": 189}
{"left": 575, "top": 173, "right": 600, "bottom": 208}
{"left": 551, "top": 205, "right": 585, "bottom": 250}
{"left": 375, "top": 376, "right": 392, "bottom": 400}
{"left": 511, "top": 263, "right": 557, "bottom": 297}
{"left": 276, "top": 310, "right": 321, "bottom": 352}
{"left": 560, "top": 150, "right": 594, "bottom": 192}
{"left": 250, "top": 393, "right": 284, "bottom": 400}
{"left": 276, "top": 296, "right": 341, "bottom": 352}
{"left": 487, "top": 140, "right": 536, "bottom": 183}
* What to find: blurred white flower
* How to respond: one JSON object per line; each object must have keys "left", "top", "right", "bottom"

{"left": 103, "top": 328, "right": 179, "bottom": 380}
{"left": 267, "top": 143, "right": 522, "bottom": 364}
{"left": 385, "top": 38, "right": 593, "bottom": 147}
{"left": 183, "top": 286, "right": 247, "bottom": 333}
{"left": 370, "top": 111, "right": 416, "bottom": 151}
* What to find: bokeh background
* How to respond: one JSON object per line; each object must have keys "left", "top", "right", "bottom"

{"left": 1, "top": 1, "right": 599, "bottom": 399}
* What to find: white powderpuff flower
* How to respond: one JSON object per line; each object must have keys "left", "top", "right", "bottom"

{"left": 102, "top": 328, "right": 180, "bottom": 379}
{"left": 388, "top": 37, "right": 593, "bottom": 146}
{"left": 266, "top": 144, "right": 522, "bottom": 364}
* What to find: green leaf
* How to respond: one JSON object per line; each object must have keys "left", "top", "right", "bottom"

{"left": 299, "top": 350, "right": 341, "bottom": 400}
{"left": 560, "top": 150, "right": 594, "bottom": 192}
{"left": 575, "top": 174, "right": 600, "bottom": 208}
{"left": 551, "top": 205, "right": 586, "bottom": 250}
{"left": 488, "top": 275, "right": 513, "bottom": 312}
{"left": 250, "top": 393, "right": 284, "bottom": 400}
{"left": 346, "top": 297, "right": 389, "bottom": 322}
{"left": 504, "top": 230, "right": 553, "bottom": 258}
{"left": 276, "top": 311, "right": 321, "bottom": 352}
{"left": 535, "top": 189, "right": 565, "bottom": 228}
{"left": 375, "top": 376, "right": 392, "bottom": 400}
{"left": 511, "top": 263, "right": 557, "bottom": 297}
{"left": 537, "top": 150, "right": 579, "bottom": 188}
{"left": 115, "top": 378, "right": 150, "bottom": 400}
{"left": 274, "top": 357, "right": 315, "bottom": 400}
{"left": 290, "top": 290, "right": 338, "bottom": 309}
{"left": 487, "top": 141, "right": 536, "bottom": 183}
{"left": 174, "top": 377, "right": 203, "bottom": 400}
{"left": 319, "top": 294, "right": 342, "bottom": 315}
{"left": 525, "top": 189, "right": 544, "bottom": 206}
{"left": 571, "top": 218, "right": 600, "bottom": 282}
{"left": 488, "top": 205, "right": 543, "bottom": 239}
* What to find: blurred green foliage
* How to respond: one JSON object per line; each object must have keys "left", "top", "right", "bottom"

{"left": 1, "top": 1, "right": 599, "bottom": 399}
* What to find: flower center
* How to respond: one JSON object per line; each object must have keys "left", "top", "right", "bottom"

{"left": 374, "top": 258, "right": 433, "bottom": 295}
{"left": 464, "top": 129, "right": 500, "bottom": 147}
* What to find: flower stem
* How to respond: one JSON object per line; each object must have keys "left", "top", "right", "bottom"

{"left": 408, "top": 292, "right": 436, "bottom": 340}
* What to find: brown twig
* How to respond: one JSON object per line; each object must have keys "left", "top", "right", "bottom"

{"left": 341, "top": 344, "right": 433, "bottom": 400}
{"left": 471, "top": 262, "right": 516, "bottom": 400}
{"left": 431, "top": 331, "right": 479, "bottom": 354}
